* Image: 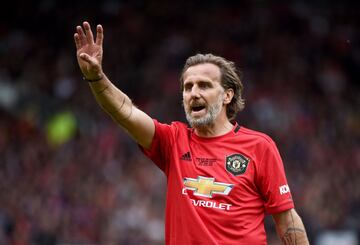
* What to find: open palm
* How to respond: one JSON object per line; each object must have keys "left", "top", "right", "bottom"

{"left": 74, "top": 22, "right": 104, "bottom": 81}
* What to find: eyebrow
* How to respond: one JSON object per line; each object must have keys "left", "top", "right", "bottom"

{"left": 184, "top": 77, "right": 213, "bottom": 84}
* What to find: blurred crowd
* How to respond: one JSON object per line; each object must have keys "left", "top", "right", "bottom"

{"left": 0, "top": 1, "right": 359, "bottom": 244}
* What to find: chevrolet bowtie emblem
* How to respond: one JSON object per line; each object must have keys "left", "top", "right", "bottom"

{"left": 183, "top": 176, "right": 234, "bottom": 198}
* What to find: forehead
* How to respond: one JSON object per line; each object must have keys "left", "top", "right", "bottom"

{"left": 183, "top": 63, "right": 221, "bottom": 83}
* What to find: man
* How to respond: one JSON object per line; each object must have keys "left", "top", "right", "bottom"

{"left": 74, "top": 21, "right": 309, "bottom": 245}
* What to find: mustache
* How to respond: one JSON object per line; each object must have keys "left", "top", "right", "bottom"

{"left": 182, "top": 100, "right": 205, "bottom": 107}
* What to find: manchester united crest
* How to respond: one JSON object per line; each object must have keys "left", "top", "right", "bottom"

{"left": 225, "top": 153, "right": 250, "bottom": 176}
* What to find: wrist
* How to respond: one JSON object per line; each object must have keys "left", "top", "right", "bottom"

{"left": 83, "top": 73, "right": 104, "bottom": 82}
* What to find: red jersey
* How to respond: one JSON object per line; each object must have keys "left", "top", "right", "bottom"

{"left": 141, "top": 120, "right": 294, "bottom": 245}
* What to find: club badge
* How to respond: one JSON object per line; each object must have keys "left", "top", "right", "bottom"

{"left": 225, "top": 153, "right": 250, "bottom": 176}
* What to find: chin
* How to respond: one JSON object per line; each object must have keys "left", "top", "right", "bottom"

{"left": 186, "top": 114, "right": 213, "bottom": 128}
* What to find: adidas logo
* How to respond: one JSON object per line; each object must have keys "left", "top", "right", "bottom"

{"left": 181, "top": 152, "right": 192, "bottom": 161}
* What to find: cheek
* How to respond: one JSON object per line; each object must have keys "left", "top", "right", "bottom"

{"left": 182, "top": 93, "right": 190, "bottom": 103}
{"left": 182, "top": 96, "right": 188, "bottom": 108}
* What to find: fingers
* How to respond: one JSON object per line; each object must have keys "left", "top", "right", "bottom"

{"left": 76, "top": 25, "right": 86, "bottom": 46}
{"left": 83, "top": 21, "right": 94, "bottom": 44}
{"left": 95, "top": 24, "right": 103, "bottom": 46}
{"left": 75, "top": 22, "right": 103, "bottom": 47}
{"left": 74, "top": 33, "right": 81, "bottom": 50}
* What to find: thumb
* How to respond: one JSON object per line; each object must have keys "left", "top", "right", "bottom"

{"left": 79, "top": 53, "right": 97, "bottom": 66}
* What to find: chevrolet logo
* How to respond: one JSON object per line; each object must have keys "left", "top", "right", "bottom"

{"left": 183, "top": 176, "right": 234, "bottom": 198}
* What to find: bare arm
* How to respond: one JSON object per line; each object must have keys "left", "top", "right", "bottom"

{"left": 272, "top": 208, "right": 310, "bottom": 245}
{"left": 74, "top": 21, "right": 154, "bottom": 149}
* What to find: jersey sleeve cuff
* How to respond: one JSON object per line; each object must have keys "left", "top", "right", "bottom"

{"left": 265, "top": 202, "right": 294, "bottom": 215}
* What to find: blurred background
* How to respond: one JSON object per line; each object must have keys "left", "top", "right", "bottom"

{"left": 0, "top": 0, "right": 359, "bottom": 244}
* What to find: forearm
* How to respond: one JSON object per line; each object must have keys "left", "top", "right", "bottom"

{"left": 88, "top": 74, "right": 155, "bottom": 149}
{"left": 273, "top": 209, "right": 309, "bottom": 245}
{"left": 89, "top": 74, "right": 133, "bottom": 125}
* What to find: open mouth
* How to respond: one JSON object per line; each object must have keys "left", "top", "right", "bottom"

{"left": 190, "top": 104, "right": 206, "bottom": 117}
{"left": 191, "top": 105, "right": 206, "bottom": 112}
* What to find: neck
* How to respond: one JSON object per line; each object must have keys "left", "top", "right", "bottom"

{"left": 194, "top": 118, "right": 233, "bottom": 137}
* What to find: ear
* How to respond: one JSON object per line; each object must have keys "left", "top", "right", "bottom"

{"left": 223, "top": 88, "right": 234, "bottom": 105}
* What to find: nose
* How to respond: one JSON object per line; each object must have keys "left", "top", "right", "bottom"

{"left": 190, "top": 85, "right": 201, "bottom": 98}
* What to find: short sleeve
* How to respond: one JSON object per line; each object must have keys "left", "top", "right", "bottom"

{"left": 256, "top": 139, "right": 294, "bottom": 214}
{"left": 140, "top": 119, "right": 175, "bottom": 174}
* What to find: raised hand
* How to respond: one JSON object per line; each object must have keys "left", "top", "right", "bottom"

{"left": 74, "top": 21, "right": 104, "bottom": 81}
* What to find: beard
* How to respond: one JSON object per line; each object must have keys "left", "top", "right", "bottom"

{"left": 184, "top": 93, "right": 224, "bottom": 128}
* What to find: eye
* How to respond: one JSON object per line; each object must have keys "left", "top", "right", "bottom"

{"left": 184, "top": 83, "right": 193, "bottom": 92}
{"left": 198, "top": 81, "right": 212, "bottom": 89}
